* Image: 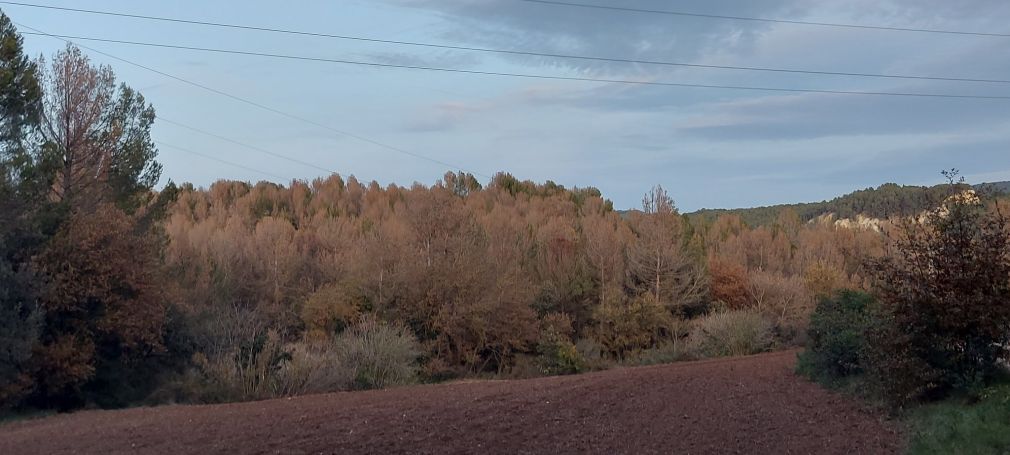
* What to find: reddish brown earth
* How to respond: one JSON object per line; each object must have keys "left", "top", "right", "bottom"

{"left": 0, "top": 350, "right": 900, "bottom": 454}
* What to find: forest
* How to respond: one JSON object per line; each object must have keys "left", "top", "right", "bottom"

{"left": 2, "top": 11, "right": 1009, "bottom": 421}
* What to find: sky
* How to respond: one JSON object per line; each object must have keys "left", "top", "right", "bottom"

{"left": 6, "top": 0, "right": 1010, "bottom": 211}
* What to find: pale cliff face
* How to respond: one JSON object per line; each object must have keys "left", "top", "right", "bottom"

{"left": 834, "top": 214, "right": 884, "bottom": 232}
{"left": 810, "top": 190, "right": 984, "bottom": 232}
{"left": 810, "top": 213, "right": 883, "bottom": 232}
{"left": 929, "top": 190, "right": 983, "bottom": 220}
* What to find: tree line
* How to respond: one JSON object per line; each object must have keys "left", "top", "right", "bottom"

{"left": 114, "top": 164, "right": 881, "bottom": 405}
{"left": 689, "top": 181, "right": 982, "bottom": 227}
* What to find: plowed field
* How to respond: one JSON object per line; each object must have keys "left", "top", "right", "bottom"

{"left": 0, "top": 350, "right": 900, "bottom": 454}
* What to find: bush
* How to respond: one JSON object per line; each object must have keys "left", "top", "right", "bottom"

{"left": 574, "top": 338, "right": 609, "bottom": 370}
{"left": 183, "top": 318, "right": 420, "bottom": 401}
{"left": 194, "top": 330, "right": 292, "bottom": 403}
{"left": 748, "top": 271, "right": 813, "bottom": 345}
{"left": 689, "top": 310, "right": 773, "bottom": 358}
{"left": 796, "top": 290, "right": 877, "bottom": 385}
{"left": 536, "top": 337, "right": 586, "bottom": 376}
{"left": 272, "top": 343, "right": 353, "bottom": 397}
{"left": 535, "top": 313, "right": 586, "bottom": 376}
{"left": 591, "top": 294, "right": 673, "bottom": 359}
{"left": 336, "top": 318, "right": 420, "bottom": 390}
{"left": 631, "top": 341, "right": 690, "bottom": 366}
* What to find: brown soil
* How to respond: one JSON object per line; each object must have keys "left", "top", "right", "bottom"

{"left": 0, "top": 351, "right": 900, "bottom": 454}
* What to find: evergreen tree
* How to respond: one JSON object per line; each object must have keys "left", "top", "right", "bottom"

{"left": 0, "top": 12, "right": 47, "bottom": 409}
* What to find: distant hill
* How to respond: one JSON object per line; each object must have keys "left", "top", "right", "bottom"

{"left": 686, "top": 181, "right": 1010, "bottom": 227}
{"left": 979, "top": 181, "right": 1010, "bottom": 194}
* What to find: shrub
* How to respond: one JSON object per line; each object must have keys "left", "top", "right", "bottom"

{"left": 689, "top": 310, "right": 773, "bottom": 358}
{"left": 272, "top": 343, "right": 353, "bottom": 397}
{"left": 176, "top": 343, "right": 347, "bottom": 404}
{"left": 591, "top": 294, "right": 673, "bottom": 359}
{"left": 508, "top": 354, "right": 541, "bottom": 379}
{"left": 866, "top": 181, "right": 1010, "bottom": 406}
{"left": 536, "top": 337, "right": 586, "bottom": 376}
{"left": 185, "top": 319, "right": 420, "bottom": 401}
{"left": 631, "top": 341, "right": 690, "bottom": 366}
{"left": 336, "top": 318, "right": 420, "bottom": 390}
{"left": 194, "top": 330, "right": 291, "bottom": 403}
{"left": 796, "top": 290, "right": 877, "bottom": 385}
{"left": 535, "top": 313, "right": 586, "bottom": 376}
{"left": 748, "top": 271, "right": 813, "bottom": 345}
{"left": 418, "top": 356, "right": 460, "bottom": 383}
{"left": 574, "top": 338, "right": 609, "bottom": 370}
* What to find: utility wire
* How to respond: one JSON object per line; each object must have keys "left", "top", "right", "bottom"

{"left": 2, "top": 1, "right": 1008, "bottom": 84}
{"left": 158, "top": 116, "right": 339, "bottom": 176}
{"left": 514, "top": 0, "right": 1010, "bottom": 38}
{"left": 16, "top": 23, "right": 490, "bottom": 178}
{"left": 20, "top": 31, "right": 1010, "bottom": 100}
{"left": 155, "top": 141, "right": 292, "bottom": 181}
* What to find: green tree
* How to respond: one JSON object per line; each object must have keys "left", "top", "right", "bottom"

{"left": 0, "top": 12, "right": 48, "bottom": 409}
{"left": 0, "top": 13, "right": 41, "bottom": 157}
{"left": 104, "top": 85, "right": 162, "bottom": 212}
{"left": 0, "top": 12, "right": 49, "bottom": 210}
{"left": 443, "top": 171, "right": 481, "bottom": 198}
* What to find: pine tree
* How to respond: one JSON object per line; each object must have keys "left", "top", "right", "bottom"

{"left": 0, "top": 12, "right": 46, "bottom": 409}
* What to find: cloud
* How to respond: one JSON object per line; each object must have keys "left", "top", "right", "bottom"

{"left": 380, "top": 0, "right": 803, "bottom": 73}
{"left": 358, "top": 50, "right": 483, "bottom": 68}
{"left": 403, "top": 100, "right": 491, "bottom": 132}
{"left": 671, "top": 91, "right": 1010, "bottom": 141}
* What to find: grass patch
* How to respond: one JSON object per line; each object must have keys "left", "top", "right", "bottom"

{"left": 905, "top": 380, "right": 1010, "bottom": 455}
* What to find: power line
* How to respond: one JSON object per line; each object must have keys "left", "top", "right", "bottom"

{"left": 155, "top": 141, "right": 292, "bottom": 181}
{"left": 15, "top": 23, "right": 490, "bottom": 178}
{"left": 20, "top": 31, "right": 1010, "bottom": 100}
{"left": 514, "top": 0, "right": 1010, "bottom": 38}
{"left": 2, "top": 1, "right": 1008, "bottom": 84}
{"left": 158, "top": 116, "right": 339, "bottom": 176}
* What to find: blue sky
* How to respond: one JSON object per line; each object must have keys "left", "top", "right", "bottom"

{"left": 7, "top": 0, "right": 1010, "bottom": 210}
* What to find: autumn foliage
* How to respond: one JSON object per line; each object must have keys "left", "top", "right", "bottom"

{"left": 152, "top": 176, "right": 885, "bottom": 385}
